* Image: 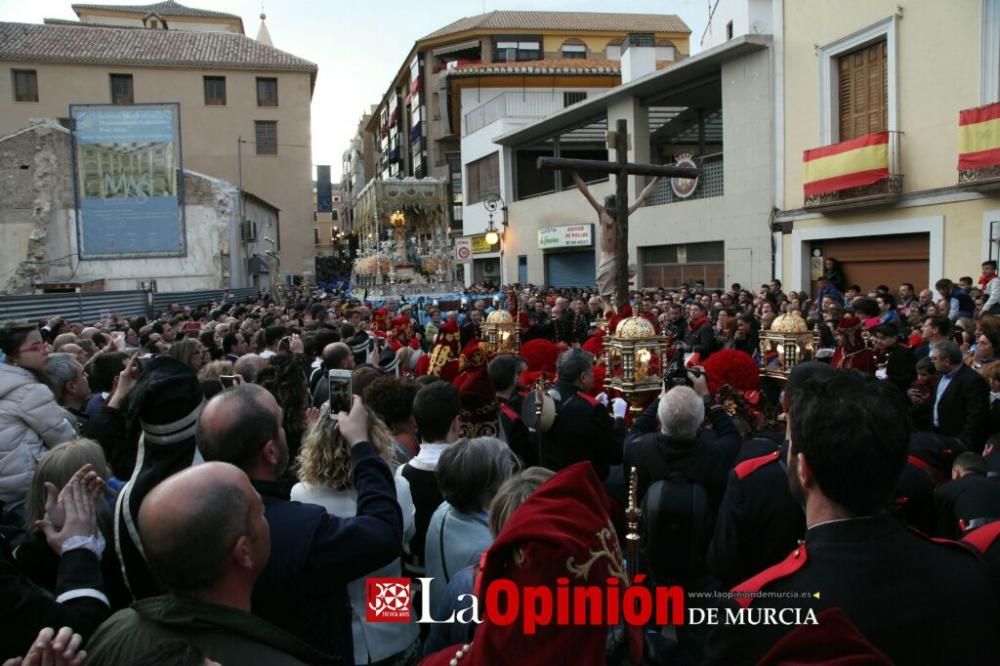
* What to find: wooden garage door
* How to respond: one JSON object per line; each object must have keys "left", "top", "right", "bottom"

{"left": 813, "top": 233, "right": 929, "bottom": 294}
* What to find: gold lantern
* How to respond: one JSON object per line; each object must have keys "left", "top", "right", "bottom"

{"left": 604, "top": 316, "right": 670, "bottom": 410}
{"left": 759, "top": 313, "right": 820, "bottom": 379}
{"left": 482, "top": 309, "right": 519, "bottom": 354}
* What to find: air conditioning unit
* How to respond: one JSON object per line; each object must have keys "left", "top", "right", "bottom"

{"left": 241, "top": 219, "right": 258, "bottom": 242}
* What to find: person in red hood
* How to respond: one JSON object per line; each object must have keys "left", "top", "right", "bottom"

{"left": 420, "top": 462, "right": 644, "bottom": 666}
{"left": 454, "top": 340, "right": 499, "bottom": 438}
{"left": 414, "top": 322, "right": 461, "bottom": 383}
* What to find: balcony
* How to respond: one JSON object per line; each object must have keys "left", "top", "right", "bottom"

{"left": 802, "top": 131, "right": 902, "bottom": 212}
{"left": 958, "top": 101, "right": 1000, "bottom": 192}
{"left": 645, "top": 153, "right": 724, "bottom": 206}
{"left": 464, "top": 91, "right": 566, "bottom": 136}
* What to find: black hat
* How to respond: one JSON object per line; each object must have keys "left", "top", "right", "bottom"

{"left": 378, "top": 347, "right": 400, "bottom": 375}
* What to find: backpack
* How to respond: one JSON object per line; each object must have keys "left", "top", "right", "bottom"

{"left": 640, "top": 473, "right": 714, "bottom": 584}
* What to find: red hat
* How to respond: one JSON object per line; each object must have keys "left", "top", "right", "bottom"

{"left": 182, "top": 321, "right": 201, "bottom": 333}
{"left": 838, "top": 316, "right": 862, "bottom": 331}
{"left": 459, "top": 340, "right": 490, "bottom": 374}
{"left": 422, "top": 463, "right": 642, "bottom": 666}
{"left": 702, "top": 349, "right": 761, "bottom": 396}
{"left": 456, "top": 364, "right": 499, "bottom": 438}
{"left": 519, "top": 338, "right": 561, "bottom": 374}
{"left": 581, "top": 330, "right": 605, "bottom": 357}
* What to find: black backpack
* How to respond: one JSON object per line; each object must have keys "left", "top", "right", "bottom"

{"left": 640, "top": 473, "right": 714, "bottom": 584}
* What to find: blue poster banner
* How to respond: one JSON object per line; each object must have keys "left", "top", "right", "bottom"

{"left": 71, "top": 104, "right": 185, "bottom": 258}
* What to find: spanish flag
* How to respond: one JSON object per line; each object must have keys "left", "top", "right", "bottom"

{"left": 958, "top": 102, "right": 1000, "bottom": 170}
{"left": 803, "top": 132, "right": 889, "bottom": 197}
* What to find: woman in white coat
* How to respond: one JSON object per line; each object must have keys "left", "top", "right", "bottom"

{"left": 0, "top": 321, "right": 78, "bottom": 516}
{"left": 292, "top": 403, "right": 419, "bottom": 666}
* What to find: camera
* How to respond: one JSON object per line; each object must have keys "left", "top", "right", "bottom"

{"left": 662, "top": 357, "right": 703, "bottom": 391}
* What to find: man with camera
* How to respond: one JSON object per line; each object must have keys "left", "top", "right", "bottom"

{"left": 624, "top": 366, "right": 740, "bottom": 508}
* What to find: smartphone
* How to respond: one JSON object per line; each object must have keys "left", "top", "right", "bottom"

{"left": 328, "top": 369, "right": 353, "bottom": 420}
{"left": 220, "top": 375, "right": 239, "bottom": 388}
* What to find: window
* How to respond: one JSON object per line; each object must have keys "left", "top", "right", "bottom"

{"left": 203, "top": 76, "right": 226, "bottom": 105}
{"left": 626, "top": 33, "right": 655, "bottom": 47}
{"left": 494, "top": 39, "right": 541, "bottom": 62}
{"left": 641, "top": 242, "right": 725, "bottom": 289}
{"left": 465, "top": 153, "right": 499, "bottom": 204}
{"left": 726, "top": 21, "right": 734, "bottom": 40}
{"left": 110, "top": 74, "right": 133, "bottom": 105}
{"left": 255, "top": 121, "right": 277, "bottom": 155}
{"left": 562, "top": 43, "right": 587, "bottom": 59}
{"left": 256, "top": 77, "right": 278, "bottom": 106}
{"left": 563, "top": 91, "right": 587, "bottom": 107}
{"left": 837, "top": 40, "right": 887, "bottom": 141}
{"left": 12, "top": 69, "right": 38, "bottom": 102}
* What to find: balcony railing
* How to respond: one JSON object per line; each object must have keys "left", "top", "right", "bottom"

{"left": 645, "top": 153, "right": 724, "bottom": 206}
{"left": 958, "top": 101, "right": 1000, "bottom": 191}
{"left": 802, "top": 131, "right": 902, "bottom": 212}
{"left": 463, "top": 91, "right": 566, "bottom": 136}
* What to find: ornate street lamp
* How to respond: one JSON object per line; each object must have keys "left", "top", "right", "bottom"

{"left": 758, "top": 312, "right": 820, "bottom": 379}
{"left": 482, "top": 309, "right": 520, "bottom": 354}
{"left": 604, "top": 315, "right": 669, "bottom": 411}
{"left": 482, "top": 193, "right": 507, "bottom": 246}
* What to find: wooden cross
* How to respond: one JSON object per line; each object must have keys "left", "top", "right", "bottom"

{"left": 538, "top": 119, "right": 699, "bottom": 310}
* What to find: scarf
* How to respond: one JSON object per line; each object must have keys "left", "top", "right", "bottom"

{"left": 980, "top": 273, "right": 997, "bottom": 288}
{"left": 688, "top": 314, "right": 709, "bottom": 332}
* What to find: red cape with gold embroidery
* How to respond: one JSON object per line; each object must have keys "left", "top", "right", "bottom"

{"left": 420, "top": 463, "right": 642, "bottom": 666}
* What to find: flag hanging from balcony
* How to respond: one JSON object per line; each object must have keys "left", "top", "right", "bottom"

{"left": 959, "top": 102, "right": 1000, "bottom": 170}
{"left": 803, "top": 131, "right": 889, "bottom": 197}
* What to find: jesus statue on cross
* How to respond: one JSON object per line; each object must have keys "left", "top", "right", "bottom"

{"left": 569, "top": 172, "right": 662, "bottom": 314}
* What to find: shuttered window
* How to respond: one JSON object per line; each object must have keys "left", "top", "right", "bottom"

{"left": 837, "top": 40, "right": 887, "bottom": 141}
{"left": 12, "top": 69, "right": 38, "bottom": 102}
{"left": 203, "top": 76, "right": 226, "bottom": 105}
{"left": 255, "top": 121, "right": 277, "bottom": 155}
{"left": 110, "top": 74, "right": 133, "bottom": 105}
{"left": 465, "top": 152, "right": 499, "bottom": 204}
{"left": 256, "top": 77, "right": 278, "bottom": 106}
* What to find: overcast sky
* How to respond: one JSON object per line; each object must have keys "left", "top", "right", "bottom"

{"left": 0, "top": 0, "right": 711, "bottom": 179}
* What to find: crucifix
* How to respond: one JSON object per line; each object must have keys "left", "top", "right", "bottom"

{"left": 538, "top": 119, "right": 699, "bottom": 313}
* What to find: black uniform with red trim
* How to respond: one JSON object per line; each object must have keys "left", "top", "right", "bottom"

{"left": 933, "top": 472, "right": 1000, "bottom": 538}
{"left": 706, "top": 443, "right": 806, "bottom": 590}
{"left": 497, "top": 392, "right": 536, "bottom": 467}
{"left": 964, "top": 520, "right": 1000, "bottom": 601}
{"left": 541, "top": 379, "right": 624, "bottom": 480}
{"left": 705, "top": 513, "right": 1000, "bottom": 666}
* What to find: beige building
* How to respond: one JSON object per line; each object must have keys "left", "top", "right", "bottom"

{"left": 775, "top": 0, "right": 1000, "bottom": 293}
{"left": 0, "top": 1, "right": 317, "bottom": 284}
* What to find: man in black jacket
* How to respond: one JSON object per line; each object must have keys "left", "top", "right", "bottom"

{"left": 197, "top": 384, "right": 402, "bottom": 663}
{"left": 489, "top": 355, "right": 534, "bottom": 466}
{"left": 934, "top": 452, "right": 1000, "bottom": 538}
{"left": 542, "top": 348, "right": 625, "bottom": 480}
{"left": 679, "top": 302, "right": 716, "bottom": 361}
{"left": 706, "top": 371, "right": 1000, "bottom": 666}
{"left": 918, "top": 340, "right": 990, "bottom": 451}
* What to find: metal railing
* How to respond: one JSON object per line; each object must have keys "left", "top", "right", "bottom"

{"left": 0, "top": 287, "right": 260, "bottom": 324}
{"left": 464, "top": 91, "right": 566, "bottom": 136}
{"left": 646, "top": 153, "right": 725, "bottom": 206}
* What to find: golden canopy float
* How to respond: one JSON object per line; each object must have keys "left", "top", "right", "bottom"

{"left": 482, "top": 309, "right": 520, "bottom": 354}
{"left": 604, "top": 316, "right": 669, "bottom": 413}
{"left": 352, "top": 177, "right": 459, "bottom": 296}
{"left": 759, "top": 313, "right": 820, "bottom": 379}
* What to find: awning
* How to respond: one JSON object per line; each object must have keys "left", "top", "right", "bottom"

{"left": 431, "top": 39, "right": 482, "bottom": 57}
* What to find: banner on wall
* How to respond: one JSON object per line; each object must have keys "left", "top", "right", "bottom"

{"left": 71, "top": 103, "right": 185, "bottom": 258}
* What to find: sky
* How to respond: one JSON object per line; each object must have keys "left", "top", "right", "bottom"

{"left": 0, "top": 0, "right": 712, "bottom": 179}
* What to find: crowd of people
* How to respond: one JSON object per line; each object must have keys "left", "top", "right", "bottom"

{"left": 2, "top": 260, "right": 1000, "bottom": 665}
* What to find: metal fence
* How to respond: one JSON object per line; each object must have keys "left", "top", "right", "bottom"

{"left": 464, "top": 91, "right": 564, "bottom": 136}
{"left": 0, "top": 287, "right": 261, "bottom": 324}
{"left": 646, "top": 153, "right": 725, "bottom": 206}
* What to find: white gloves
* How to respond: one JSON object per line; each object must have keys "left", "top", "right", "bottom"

{"left": 612, "top": 397, "right": 628, "bottom": 419}
{"left": 595, "top": 392, "right": 609, "bottom": 406}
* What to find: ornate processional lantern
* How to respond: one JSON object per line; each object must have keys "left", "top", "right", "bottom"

{"left": 758, "top": 312, "right": 820, "bottom": 379}
{"left": 604, "top": 316, "right": 669, "bottom": 410}
{"left": 481, "top": 309, "right": 519, "bottom": 354}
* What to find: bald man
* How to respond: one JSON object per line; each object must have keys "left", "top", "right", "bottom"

{"left": 310, "top": 341, "right": 354, "bottom": 407}
{"left": 196, "top": 385, "right": 401, "bottom": 661}
{"left": 85, "top": 462, "right": 330, "bottom": 665}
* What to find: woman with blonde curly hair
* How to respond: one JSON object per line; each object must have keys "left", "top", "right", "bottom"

{"left": 197, "top": 359, "right": 234, "bottom": 381}
{"left": 291, "top": 404, "right": 418, "bottom": 665}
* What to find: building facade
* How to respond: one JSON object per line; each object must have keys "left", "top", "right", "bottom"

{"left": 495, "top": 35, "right": 774, "bottom": 291}
{"left": 0, "top": 2, "right": 317, "bottom": 285}
{"left": 775, "top": 0, "right": 1000, "bottom": 293}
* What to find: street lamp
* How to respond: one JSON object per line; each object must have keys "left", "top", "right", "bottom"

{"left": 482, "top": 193, "right": 507, "bottom": 246}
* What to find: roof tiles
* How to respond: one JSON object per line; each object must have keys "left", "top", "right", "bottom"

{"left": 421, "top": 10, "right": 689, "bottom": 42}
